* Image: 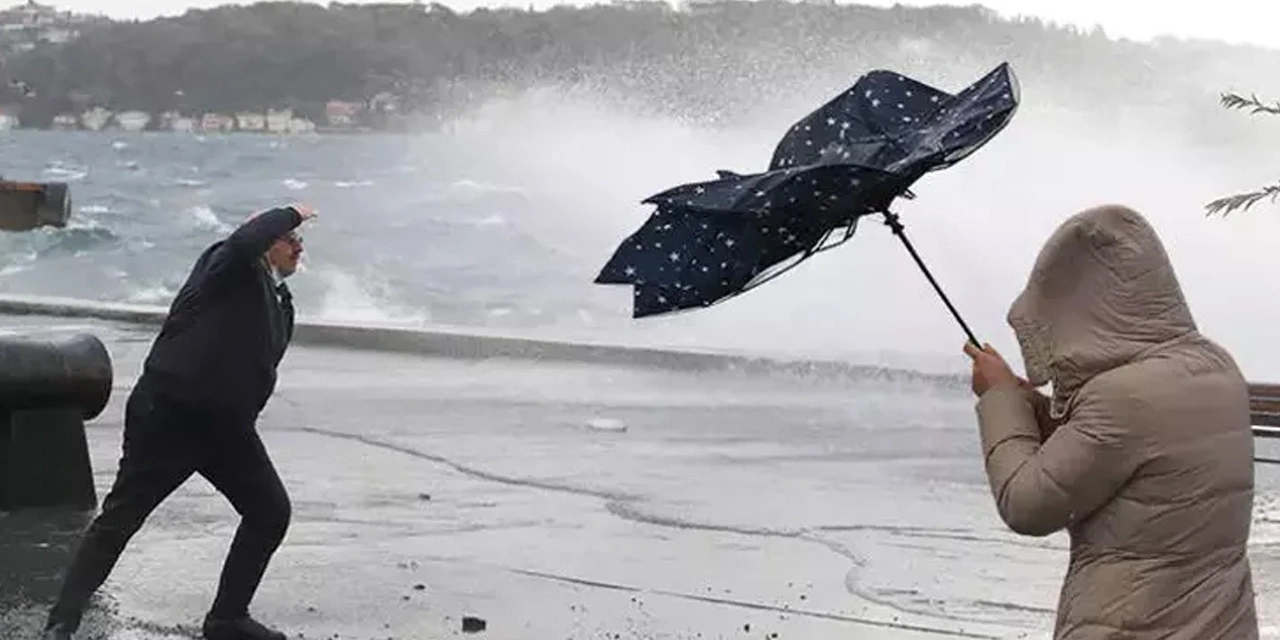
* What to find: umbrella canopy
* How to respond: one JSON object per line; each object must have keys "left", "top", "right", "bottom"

{"left": 596, "top": 62, "right": 1020, "bottom": 320}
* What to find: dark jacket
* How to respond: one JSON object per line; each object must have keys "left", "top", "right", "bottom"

{"left": 142, "top": 206, "right": 302, "bottom": 418}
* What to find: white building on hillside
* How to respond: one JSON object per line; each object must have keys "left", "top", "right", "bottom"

{"left": 161, "top": 110, "right": 195, "bottom": 132}
{"left": 115, "top": 110, "right": 150, "bottom": 132}
{"left": 200, "top": 113, "right": 235, "bottom": 132}
{"left": 288, "top": 117, "right": 316, "bottom": 134}
{"left": 80, "top": 106, "right": 111, "bottom": 131}
{"left": 265, "top": 108, "right": 292, "bottom": 133}
{"left": 236, "top": 111, "right": 266, "bottom": 132}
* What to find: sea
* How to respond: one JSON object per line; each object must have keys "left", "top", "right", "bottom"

{"left": 6, "top": 88, "right": 1280, "bottom": 379}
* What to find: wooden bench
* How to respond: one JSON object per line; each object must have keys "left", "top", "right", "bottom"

{"left": 1249, "top": 382, "right": 1280, "bottom": 438}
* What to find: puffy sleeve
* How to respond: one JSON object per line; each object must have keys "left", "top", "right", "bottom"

{"left": 975, "top": 382, "right": 1141, "bottom": 536}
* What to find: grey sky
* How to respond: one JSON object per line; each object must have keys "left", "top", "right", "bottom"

{"left": 44, "top": 0, "right": 1280, "bottom": 49}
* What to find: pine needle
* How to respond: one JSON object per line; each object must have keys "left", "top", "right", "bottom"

{"left": 1205, "top": 183, "right": 1280, "bottom": 217}
{"left": 1205, "top": 93, "right": 1280, "bottom": 215}
{"left": 1219, "top": 92, "right": 1280, "bottom": 115}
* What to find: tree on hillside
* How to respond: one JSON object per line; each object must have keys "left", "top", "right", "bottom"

{"left": 1, "top": 0, "right": 1279, "bottom": 133}
{"left": 1206, "top": 92, "right": 1280, "bottom": 216}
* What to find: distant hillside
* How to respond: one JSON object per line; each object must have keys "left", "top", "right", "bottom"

{"left": 1, "top": 0, "right": 1279, "bottom": 133}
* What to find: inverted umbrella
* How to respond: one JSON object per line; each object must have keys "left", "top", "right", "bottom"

{"left": 595, "top": 62, "right": 1020, "bottom": 345}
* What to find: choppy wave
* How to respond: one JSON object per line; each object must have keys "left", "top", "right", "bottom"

{"left": 42, "top": 161, "right": 89, "bottom": 182}
{"left": 0, "top": 84, "right": 1279, "bottom": 379}
{"left": 187, "top": 205, "right": 233, "bottom": 233}
{"left": 450, "top": 178, "right": 527, "bottom": 195}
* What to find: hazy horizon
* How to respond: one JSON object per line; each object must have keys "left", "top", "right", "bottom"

{"left": 35, "top": 0, "right": 1280, "bottom": 51}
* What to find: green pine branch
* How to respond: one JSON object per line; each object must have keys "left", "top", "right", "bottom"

{"left": 1206, "top": 183, "right": 1280, "bottom": 217}
{"left": 1206, "top": 92, "right": 1280, "bottom": 216}
{"left": 1220, "top": 92, "right": 1280, "bottom": 115}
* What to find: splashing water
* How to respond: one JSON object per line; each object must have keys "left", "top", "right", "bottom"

{"left": 0, "top": 74, "right": 1277, "bottom": 377}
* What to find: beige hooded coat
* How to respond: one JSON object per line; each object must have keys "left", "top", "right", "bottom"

{"left": 975, "top": 205, "right": 1258, "bottom": 638}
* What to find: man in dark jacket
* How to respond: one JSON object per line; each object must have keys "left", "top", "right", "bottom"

{"left": 43, "top": 204, "right": 315, "bottom": 640}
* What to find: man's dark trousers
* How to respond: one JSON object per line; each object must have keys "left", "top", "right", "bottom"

{"left": 46, "top": 373, "right": 291, "bottom": 631}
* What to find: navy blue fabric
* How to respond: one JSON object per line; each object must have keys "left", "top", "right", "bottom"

{"left": 596, "top": 63, "right": 1020, "bottom": 318}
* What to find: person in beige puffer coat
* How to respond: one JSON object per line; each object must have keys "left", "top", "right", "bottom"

{"left": 963, "top": 204, "right": 1258, "bottom": 638}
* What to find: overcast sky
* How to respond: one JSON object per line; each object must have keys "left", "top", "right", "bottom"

{"left": 44, "top": 0, "right": 1280, "bottom": 49}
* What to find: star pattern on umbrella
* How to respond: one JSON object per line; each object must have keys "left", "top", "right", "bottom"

{"left": 597, "top": 63, "right": 1020, "bottom": 318}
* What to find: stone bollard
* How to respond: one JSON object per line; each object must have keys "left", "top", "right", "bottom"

{"left": 0, "top": 332, "right": 112, "bottom": 511}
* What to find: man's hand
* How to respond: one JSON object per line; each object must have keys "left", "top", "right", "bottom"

{"left": 963, "top": 341, "right": 1021, "bottom": 397}
{"left": 290, "top": 203, "right": 318, "bottom": 221}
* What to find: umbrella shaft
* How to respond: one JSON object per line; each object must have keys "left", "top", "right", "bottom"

{"left": 881, "top": 212, "right": 980, "bottom": 346}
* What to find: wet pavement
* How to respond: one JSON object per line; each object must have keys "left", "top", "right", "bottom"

{"left": 3, "top": 315, "right": 1280, "bottom": 639}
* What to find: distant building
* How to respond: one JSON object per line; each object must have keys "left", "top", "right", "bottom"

{"left": 79, "top": 106, "right": 111, "bottom": 131}
{"left": 236, "top": 111, "right": 266, "bottom": 132}
{"left": 0, "top": 111, "right": 18, "bottom": 130}
{"left": 200, "top": 112, "right": 234, "bottom": 132}
{"left": 51, "top": 113, "right": 75, "bottom": 130}
{"left": 114, "top": 110, "right": 150, "bottom": 132}
{"left": 287, "top": 117, "right": 316, "bottom": 134}
{"left": 368, "top": 91, "right": 399, "bottom": 115}
{"left": 0, "top": 1, "right": 84, "bottom": 51}
{"left": 325, "top": 100, "right": 363, "bottom": 128}
{"left": 160, "top": 110, "right": 195, "bottom": 132}
{"left": 41, "top": 25, "right": 71, "bottom": 43}
{"left": 265, "top": 108, "right": 293, "bottom": 133}
{"left": 1, "top": 1, "right": 61, "bottom": 28}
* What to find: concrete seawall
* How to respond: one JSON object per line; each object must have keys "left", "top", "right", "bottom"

{"left": 0, "top": 293, "right": 968, "bottom": 390}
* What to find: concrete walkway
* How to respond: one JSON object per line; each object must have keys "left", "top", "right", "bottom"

{"left": 3, "top": 315, "right": 1280, "bottom": 639}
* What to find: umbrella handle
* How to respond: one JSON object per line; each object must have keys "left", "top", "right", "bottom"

{"left": 881, "top": 211, "right": 981, "bottom": 347}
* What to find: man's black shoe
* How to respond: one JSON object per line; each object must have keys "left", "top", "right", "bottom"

{"left": 201, "top": 615, "right": 286, "bottom": 640}
{"left": 41, "top": 622, "right": 73, "bottom": 640}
